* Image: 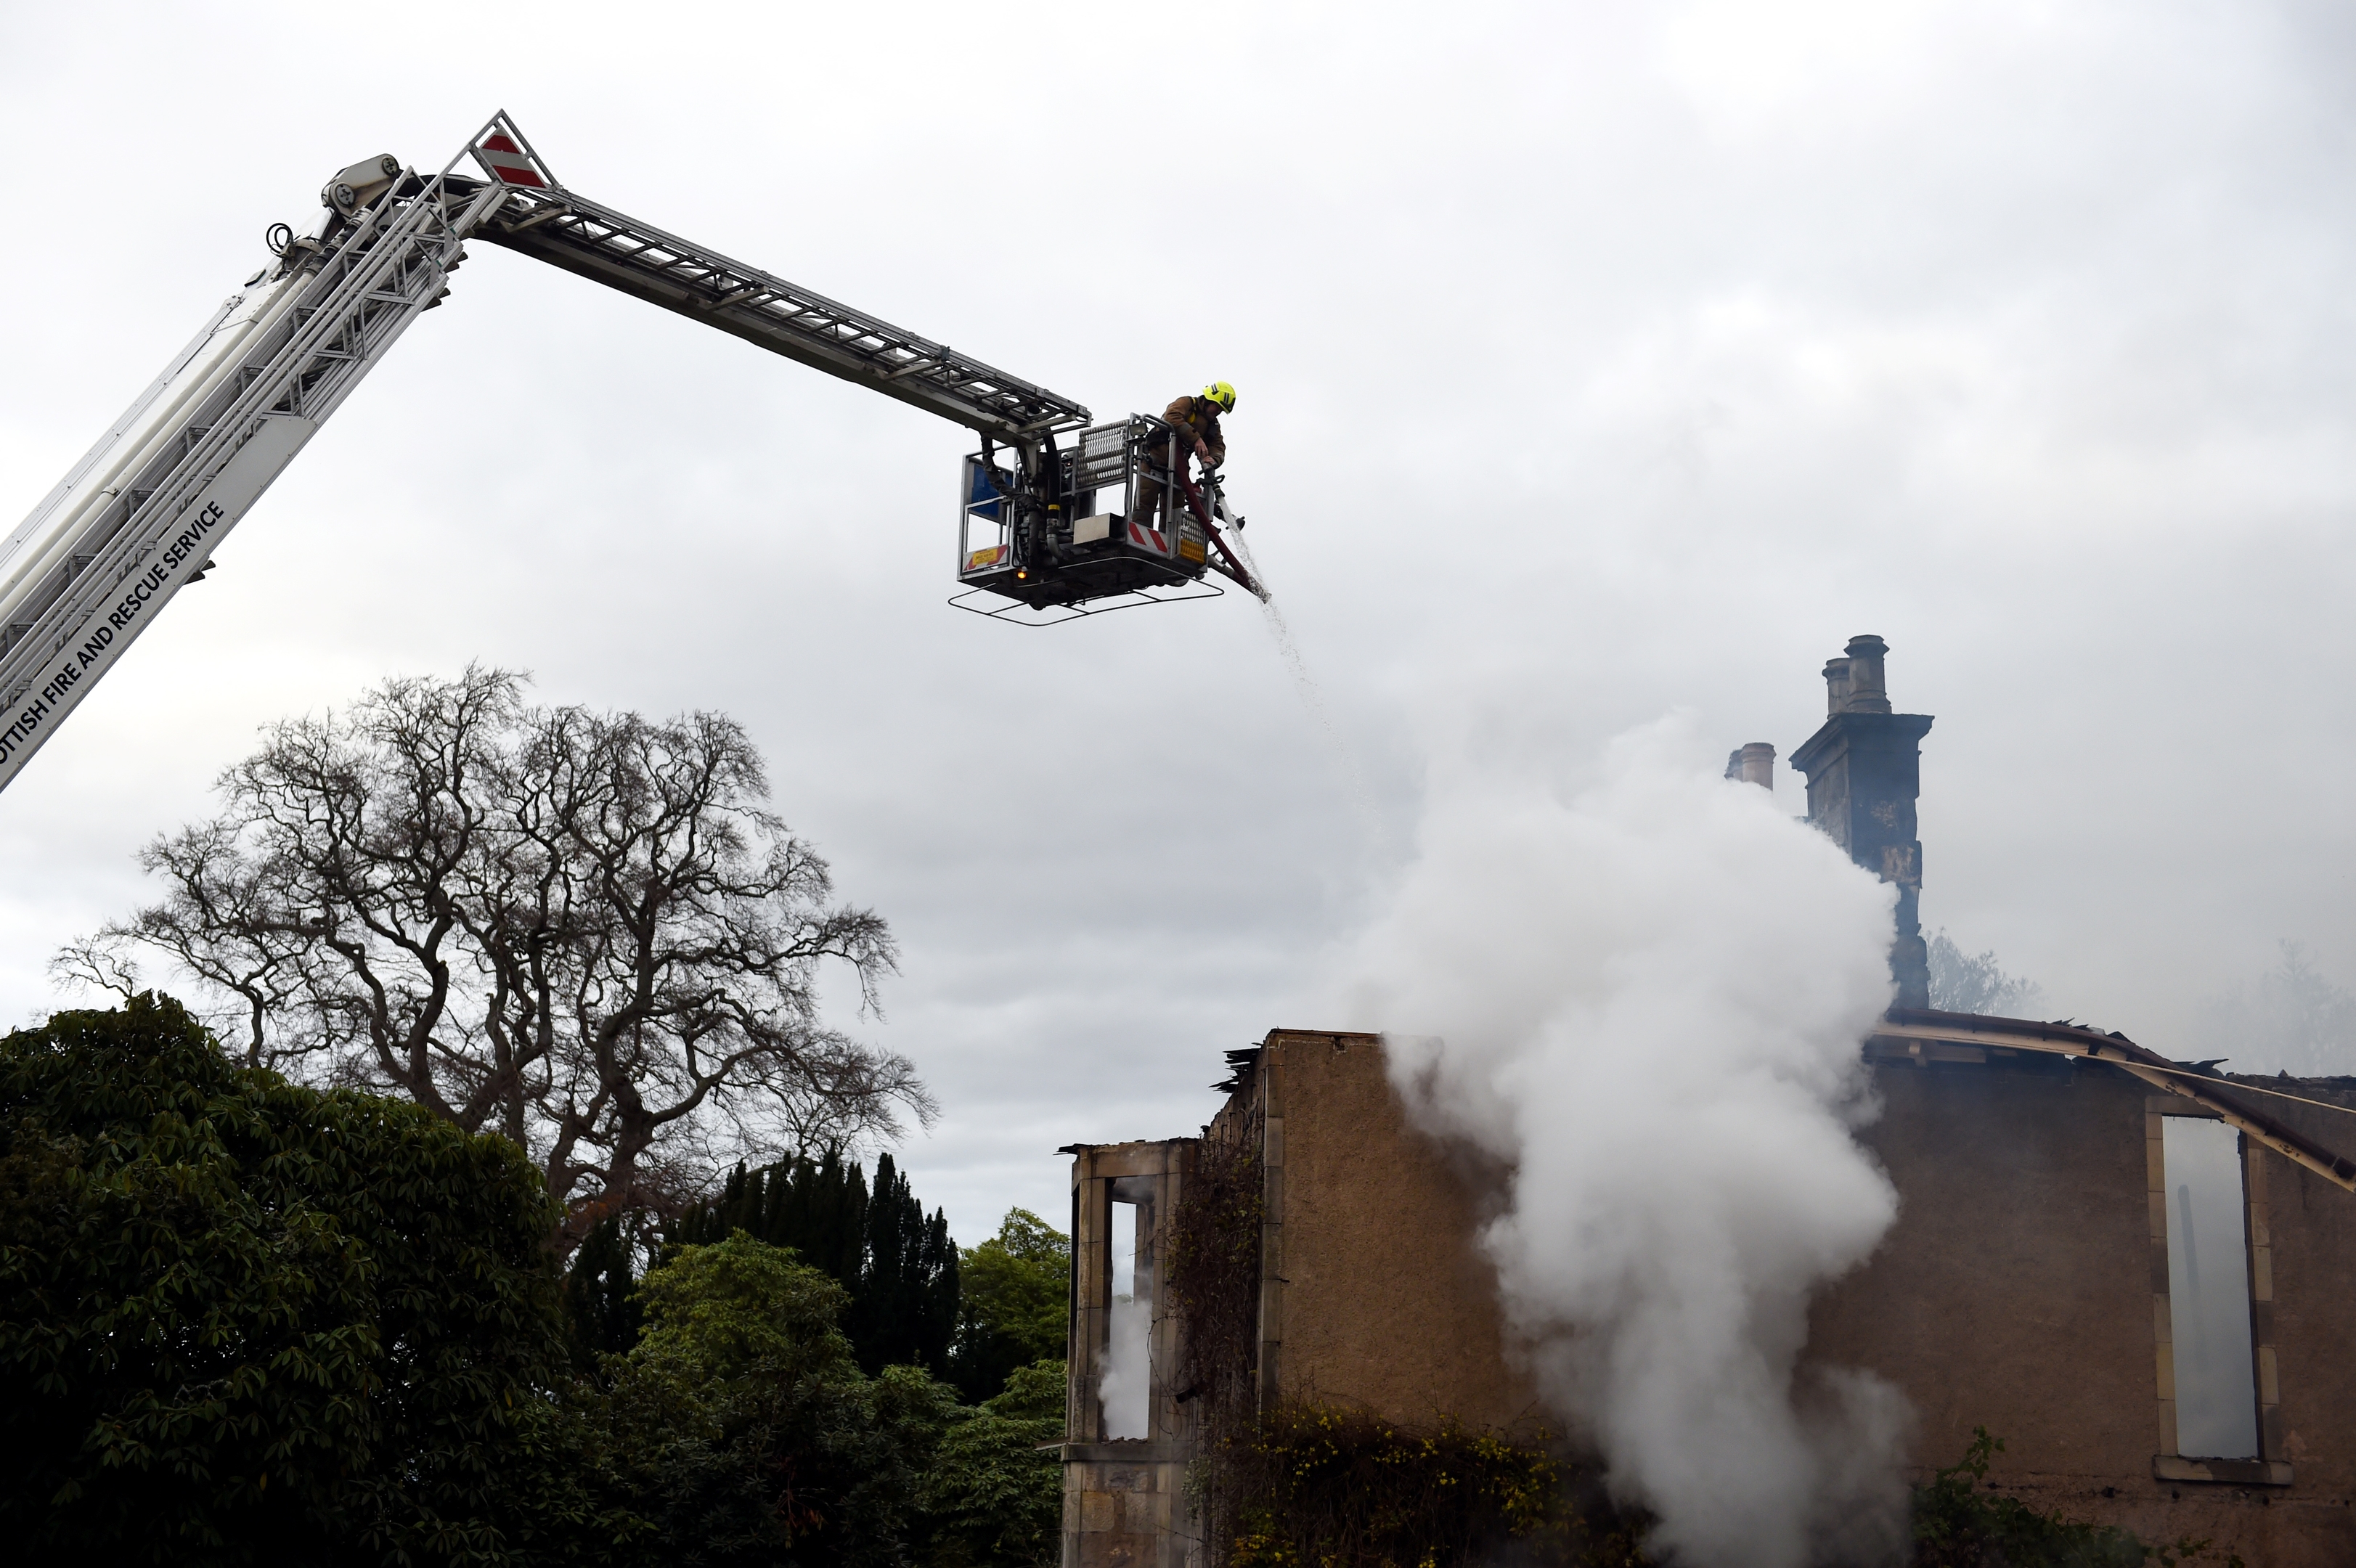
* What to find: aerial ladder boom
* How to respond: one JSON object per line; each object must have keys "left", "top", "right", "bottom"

{"left": 0, "top": 155, "right": 500, "bottom": 797}
{"left": 0, "top": 114, "right": 1253, "bottom": 799}
{"left": 446, "top": 130, "right": 1088, "bottom": 444}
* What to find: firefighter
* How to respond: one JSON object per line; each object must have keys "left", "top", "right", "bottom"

{"left": 1130, "top": 381, "right": 1236, "bottom": 535}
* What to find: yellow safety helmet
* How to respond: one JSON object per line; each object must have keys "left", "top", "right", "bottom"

{"left": 1201, "top": 380, "right": 1237, "bottom": 413}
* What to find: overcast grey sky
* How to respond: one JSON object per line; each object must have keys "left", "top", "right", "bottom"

{"left": 3, "top": 1, "right": 2352, "bottom": 1244}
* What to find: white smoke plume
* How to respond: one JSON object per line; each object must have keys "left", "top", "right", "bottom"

{"left": 1098, "top": 1204, "right": 1151, "bottom": 1438}
{"left": 1098, "top": 1295, "right": 1151, "bottom": 1439}
{"left": 1343, "top": 716, "right": 1914, "bottom": 1568}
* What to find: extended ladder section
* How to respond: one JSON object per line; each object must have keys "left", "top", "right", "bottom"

{"left": 0, "top": 158, "right": 505, "bottom": 793}
{"left": 0, "top": 113, "right": 1102, "bottom": 796}
{"left": 447, "top": 127, "right": 1089, "bottom": 444}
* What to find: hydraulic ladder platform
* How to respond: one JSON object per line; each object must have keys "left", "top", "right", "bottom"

{"left": 0, "top": 114, "right": 1261, "bottom": 796}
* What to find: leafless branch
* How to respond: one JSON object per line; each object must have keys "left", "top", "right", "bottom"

{"left": 49, "top": 932, "right": 143, "bottom": 1003}
{"left": 59, "top": 667, "right": 918, "bottom": 1257}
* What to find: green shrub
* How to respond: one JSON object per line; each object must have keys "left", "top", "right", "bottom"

{"left": 664, "top": 1152, "right": 961, "bottom": 1379}
{"left": 582, "top": 1232, "right": 961, "bottom": 1568}
{"left": 0, "top": 997, "right": 1080, "bottom": 1568}
{"left": 0, "top": 994, "right": 570, "bottom": 1565}
{"left": 1911, "top": 1429, "right": 2242, "bottom": 1568}
{"left": 950, "top": 1209, "right": 1070, "bottom": 1402}
{"left": 920, "top": 1359, "right": 1067, "bottom": 1568}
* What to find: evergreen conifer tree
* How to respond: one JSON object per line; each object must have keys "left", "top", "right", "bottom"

{"left": 849, "top": 1153, "right": 960, "bottom": 1374}
{"left": 648, "top": 1151, "right": 955, "bottom": 1374}
{"left": 562, "top": 1213, "right": 644, "bottom": 1365}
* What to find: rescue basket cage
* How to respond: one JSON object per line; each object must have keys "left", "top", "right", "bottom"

{"left": 953, "top": 414, "right": 1250, "bottom": 624}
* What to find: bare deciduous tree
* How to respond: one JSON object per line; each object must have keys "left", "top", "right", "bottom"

{"left": 2198, "top": 940, "right": 2356, "bottom": 1077}
{"left": 1925, "top": 928, "right": 2045, "bottom": 1018}
{"left": 65, "top": 667, "right": 928, "bottom": 1249}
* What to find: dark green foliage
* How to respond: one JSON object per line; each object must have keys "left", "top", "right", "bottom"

{"left": 0, "top": 994, "right": 569, "bottom": 1567}
{"left": 667, "top": 1150, "right": 959, "bottom": 1377}
{"left": 1910, "top": 1429, "right": 2241, "bottom": 1568}
{"left": 592, "top": 1194, "right": 1060, "bottom": 1567}
{"left": 949, "top": 1210, "right": 1070, "bottom": 1404}
{"left": 0, "top": 994, "right": 1061, "bottom": 1567}
{"left": 850, "top": 1153, "right": 961, "bottom": 1377}
{"left": 564, "top": 1214, "right": 645, "bottom": 1368}
{"left": 919, "top": 1359, "right": 1067, "bottom": 1568}
{"left": 672, "top": 1148, "right": 871, "bottom": 1286}
{"left": 584, "top": 1233, "right": 961, "bottom": 1568}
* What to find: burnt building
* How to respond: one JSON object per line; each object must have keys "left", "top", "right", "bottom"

{"left": 1056, "top": 639, "right": 2356, "bottom": 1568}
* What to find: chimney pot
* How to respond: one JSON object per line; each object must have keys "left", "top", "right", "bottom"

{"left": 1841, "top": 634, "right": 1892, "bottom": 714}
{"left": 1737, "top": 741, "right": 1775, "bottom": 790}
{"left": 1823, "top": 659, "right": 1852, "bottom": 716}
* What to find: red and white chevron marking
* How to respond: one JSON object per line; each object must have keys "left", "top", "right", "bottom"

{"left": 478, "top": 132, "right": 547, "bottom": 188}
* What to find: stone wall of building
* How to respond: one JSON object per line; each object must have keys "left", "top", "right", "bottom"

{"left": 1064, "top": 1032, "right": 2356, "bottom": 1568}
{"left": 1241, "top": 1029, "right": 1539, "bottom": 1430}
{"left": 1808, "top": 1055, "right": 2356, "bottom": 1563}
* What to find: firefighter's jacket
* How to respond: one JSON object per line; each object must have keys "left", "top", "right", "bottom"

{"left": 1162, "top": 394, "right": 1226, "bottom": 467}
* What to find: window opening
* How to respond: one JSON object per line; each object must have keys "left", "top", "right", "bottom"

{"left": 2161, "top": 1116, "right": 2259, "bottom": 1459}
{"left": 1099, "top": 1189, "right": 1152, "bottom": 1438}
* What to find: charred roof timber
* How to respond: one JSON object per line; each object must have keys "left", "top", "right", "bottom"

{"left": 1212, "top": 1048, "right": 1262, "bottom": 1095}
{"left": 1870, "top": 1008, "right": 2356, "bottom": 1193}
{"left": 1790, "top": 635, "right": 1934, "bottom": 1008}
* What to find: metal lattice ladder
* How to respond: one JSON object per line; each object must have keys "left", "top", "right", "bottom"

{"left": 0, "top": 158, "right": 505, "bottom": 790}
{"left": 452, "top": 117, "right": 1090, "bottom": 444}
{"left": 0, "top": 112, "right": 1095, "bottom": 795}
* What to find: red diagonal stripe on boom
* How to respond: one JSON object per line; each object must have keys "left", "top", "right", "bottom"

{"left": 478, "top": 132, "right": 547, "bottom": 187}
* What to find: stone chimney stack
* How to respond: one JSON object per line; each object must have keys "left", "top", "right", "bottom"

{"left": 1790, "top": 634, "right": 1933, "bottom": 1008}
{"left": 1723, "top": 742, "right": 1777, "bottom": 789}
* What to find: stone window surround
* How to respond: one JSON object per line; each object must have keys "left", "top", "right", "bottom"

{"left": 2148, "top": 1098, "right": 2292, "bottom": 1487}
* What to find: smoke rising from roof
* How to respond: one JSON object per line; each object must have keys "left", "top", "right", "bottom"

{"left": 1342, "top": 716, "right": 1911, "bottom": 1567}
